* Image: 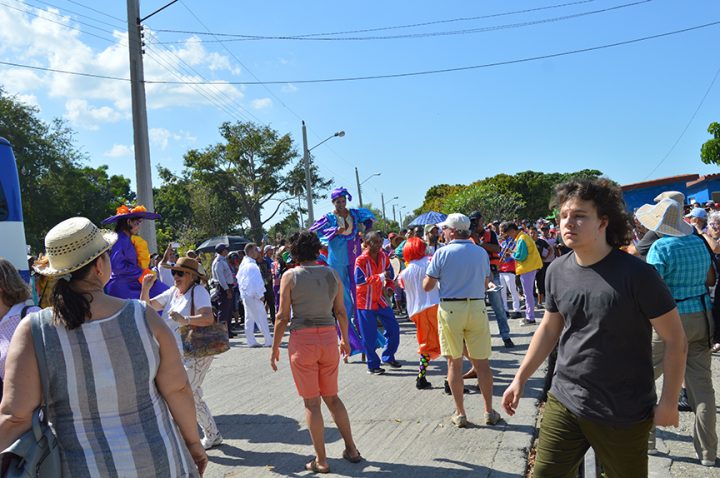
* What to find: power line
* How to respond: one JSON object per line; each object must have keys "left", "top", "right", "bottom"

{"left": 644, "top": 63, "right": 720, "bottom": 180}
{"left": 64, "top": 0, "right": 125, "bottom": 23}
{"left": 2, "top": 20, "right": 718, "bottom": 85}
{"left": 25, "top": 0, "right": 125, "bottom": 29}
{"left": 153, "top": 0, "right": 600, "bottom": 42}
{"left": 154, "top": 0, "right": 650, "bottom": 43}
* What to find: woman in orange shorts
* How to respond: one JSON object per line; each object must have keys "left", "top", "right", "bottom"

{"left": 270, "top": 231, "right": 362, "bottom": 474}
{"left": 397, "top": 237, "right": 442, "bottom": 390}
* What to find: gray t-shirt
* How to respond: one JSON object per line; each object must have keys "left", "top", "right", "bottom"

{"left": 288, "top": 265, "right": 338, "bottom": 331}
{"left": 545, "top": 248, "right": 676, "bottom": 425}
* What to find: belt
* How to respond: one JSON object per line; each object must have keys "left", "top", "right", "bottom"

{"left": 441, "top": 298, "right": 482, "bottom": 302}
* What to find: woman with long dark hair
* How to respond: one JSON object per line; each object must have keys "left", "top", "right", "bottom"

{"left": 0, "top": 217, "right": 207, "bottom": 476}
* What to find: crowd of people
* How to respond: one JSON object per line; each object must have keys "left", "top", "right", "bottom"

{"left": 0, "top": 178, "right": 719, "bottom": 476}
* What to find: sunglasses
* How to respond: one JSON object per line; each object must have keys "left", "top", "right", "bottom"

{"left": 171, "top": 270, "right": 185, "bottom": 277}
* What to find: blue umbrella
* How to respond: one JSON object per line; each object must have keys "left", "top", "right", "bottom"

{"left": 407, "top": 211, "right": 447, "bottom": 227}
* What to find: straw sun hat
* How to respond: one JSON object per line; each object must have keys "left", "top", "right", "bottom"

{"left": 169, "top": 256, "right": 207, "bottom": 280}
{"left": 34, "top": 217, "right": 117, "bottom": 277}
{"left": 635, "top": 198, "right": 692, "bottom": 237}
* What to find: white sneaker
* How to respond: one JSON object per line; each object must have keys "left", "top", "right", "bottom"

{"left": 201, "top": 434, "right": 223, "bottom": 450}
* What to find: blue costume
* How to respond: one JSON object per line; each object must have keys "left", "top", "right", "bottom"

{"left": 310, "top": 187, "right": 383, "bottom": 355}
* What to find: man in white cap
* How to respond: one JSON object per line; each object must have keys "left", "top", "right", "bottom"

{"left": 423, "top": 213, "right": 501, "bottom": 428}
{"left": 639, "top": 198, "right": 718, "bottom": 466}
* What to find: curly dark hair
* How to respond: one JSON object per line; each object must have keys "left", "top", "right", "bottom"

{"left": 552, "top": 178, "right": 632, "bottom": 248}
{"left": 289, "top": 230, "right": 322, "bottom": 263}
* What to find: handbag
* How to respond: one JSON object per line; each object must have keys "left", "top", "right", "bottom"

{"left": 179, "top": 285, "right": 230, "bottom": 358}
{"left": 698, "top": 235, "right": 720, "bottom": 345}
{"left": 1, "top": 311, "right": 61, "bottom": 477}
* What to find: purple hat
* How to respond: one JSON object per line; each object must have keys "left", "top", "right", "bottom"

{"left": 101, "top": 204, "right": 161, "bottom": 225}
{"left": 331, "top": 187, "right": 352, "bottom": 202}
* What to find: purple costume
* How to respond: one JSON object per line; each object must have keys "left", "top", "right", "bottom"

{"left": 105, "top": 232, "right": 168, "bottom": 299}
{"left": 310, "top": 187, "right": 383, "bottom": 355}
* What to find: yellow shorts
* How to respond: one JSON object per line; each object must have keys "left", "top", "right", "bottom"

{"left": 437, "top": 300, "right": 491, "bottom": 360}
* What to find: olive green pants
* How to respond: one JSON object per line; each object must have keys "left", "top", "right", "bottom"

{"left": 651, "top": 310, "right": 717, "bottom": 462}
{"left": 534, "top": 394, "right": 652, "bottom": 478}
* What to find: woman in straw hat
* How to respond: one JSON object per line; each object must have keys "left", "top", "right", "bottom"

{"left": 102, "top": 203, "right": 169, "bottom": 300}
{"left": 0, "top": 217, "right": 207, "bottom": 476}
{"left": 141, "top": 256, "right": 223, "bottom": 450}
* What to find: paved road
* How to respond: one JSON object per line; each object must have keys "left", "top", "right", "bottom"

{"left": 198, "top": 311, "right": 720, "bottom": 477}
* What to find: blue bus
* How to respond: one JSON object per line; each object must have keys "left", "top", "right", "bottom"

{"left": 0, "top": 137, "right": 30, "bottom": 281}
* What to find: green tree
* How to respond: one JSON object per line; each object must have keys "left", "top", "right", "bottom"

{"left": 701, "top": 122, "right": 720, "bottom": 166}
{"left": 416, "top": 183, "right": 465, "bottom": 216}
{"left": 181, "top": 121, "right": 331, "bottom": 242}
{"left": 0, "top": 88, "right": 133, "bottom": 251}
{"left": 441, "top": 184, "right": 526, "bottom": 220}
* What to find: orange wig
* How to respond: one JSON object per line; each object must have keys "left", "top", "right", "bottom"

{"left": 403, "top": 237, "right": 428, "bottom": 262}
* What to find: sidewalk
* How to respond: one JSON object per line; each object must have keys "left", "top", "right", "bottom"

{"left": 200, "top": 313, "right": 545, "bottom": 477}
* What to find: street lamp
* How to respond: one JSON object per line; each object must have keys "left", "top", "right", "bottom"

{"left": 382, "top": 194, "right": 398, "bottom": 223}
{"left": 302, "top": 121, "right": 345, "bottom": 225}
{"left": 399, "top": 206, "right": 407, "bottom": 227}
{"left": 354, "top": 168, "right": 381, "bottom": 208}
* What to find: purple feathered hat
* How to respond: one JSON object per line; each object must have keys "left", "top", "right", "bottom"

{"left": 331, "top": 187, "right": 352, "bottom": 202}
{"left": 101, "top": 204, "right": 161, "bottom": 225}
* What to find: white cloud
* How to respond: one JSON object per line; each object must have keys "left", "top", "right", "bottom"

{"left": 15, "top": 94, "right": 39, "bottom": 109}
{"left": 251, "top": 98, "right": 272, "bottom": 110}
{"left": 64, "top": 99, "right": 124, "bottom": 129}
{"left": 103, "top": 144, "right": 133, "bottom": 158}
{"left": 281, "top": 83, "right": 298, "bottom": 93}
{"left": 0, "top": 3, "right": 245, "bottom": 117}
{"left": 149, "top": 127, "right": 197, "bottom": 150}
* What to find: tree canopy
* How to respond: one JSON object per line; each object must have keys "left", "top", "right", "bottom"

{"left": 700, "top": 122, "right": 720, "bottom": 166}
{"left": 0, "top": 88, "right": 132, "bottom": 251}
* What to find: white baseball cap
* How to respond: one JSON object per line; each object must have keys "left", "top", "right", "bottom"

{"left": 438, "top": 213, "right": 471, "bottom": 231}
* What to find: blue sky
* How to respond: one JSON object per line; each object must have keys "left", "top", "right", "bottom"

{"left": 1, "top": 0, "right": 719, "bottom": 225}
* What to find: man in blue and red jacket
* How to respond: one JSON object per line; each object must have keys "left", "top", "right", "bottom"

{"left": 355, "top": 231, "right": 401, "bottom": 374}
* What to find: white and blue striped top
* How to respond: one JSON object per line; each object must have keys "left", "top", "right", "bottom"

{"left": 33, "top": 301, "right": 198, "bottom": 477}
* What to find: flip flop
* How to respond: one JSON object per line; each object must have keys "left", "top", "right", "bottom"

{"left": 305, "top": 459, "right": 330, "bottom": 474}
{"left": 342, "top": 449, "right": 363, "bottom": 463}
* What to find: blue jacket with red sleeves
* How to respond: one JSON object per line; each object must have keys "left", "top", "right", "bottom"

{"left": 354, "top": 250, "right": 395, "bottom": 310}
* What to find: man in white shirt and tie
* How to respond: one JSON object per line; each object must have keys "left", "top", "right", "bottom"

{"left": 236, "top": 243, "right": 272, "bottom": 347}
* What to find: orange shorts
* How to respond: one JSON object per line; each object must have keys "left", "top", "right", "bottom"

{"left": 288, "top": 326, "right": 340, "bottom": 398}
{"left": 410, "top": 305, "right": 441, "bottom": 360}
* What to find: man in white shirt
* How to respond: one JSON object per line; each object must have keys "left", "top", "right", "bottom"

{"left": 211, "top": 243, "right": 237, "bottom": 338}
{"left": 236, "top": 243, "right": 272, "bottom": 347}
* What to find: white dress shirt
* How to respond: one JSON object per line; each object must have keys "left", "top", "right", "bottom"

{"left": 236, "top": 256, "right": 265, "bottom": 300}
{"left": 211, "top": 254, "right": 235, "bottom": 290}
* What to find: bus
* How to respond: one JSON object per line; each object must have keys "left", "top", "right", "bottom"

{"left": 0, "top": 137, "right": 30, "bottom": 281}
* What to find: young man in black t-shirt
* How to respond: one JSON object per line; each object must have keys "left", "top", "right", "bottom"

{"left": 502, "top": 179, "right": 687, "bottom": 478}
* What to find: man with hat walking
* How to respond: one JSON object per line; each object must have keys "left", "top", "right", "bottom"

{"left": 424, "top": 213, "right": 502, "bottom": 428}
{"left": 639, "top": 198, "right": 718, "bottom": 466}
{"left": 212, "top": 243, "right": 237, "bottom": 338}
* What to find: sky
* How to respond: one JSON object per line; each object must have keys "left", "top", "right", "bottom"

{"left": 1, "top": 0, "right": 719, "bottom": 226}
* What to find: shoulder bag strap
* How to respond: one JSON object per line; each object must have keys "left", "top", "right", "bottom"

{"left": 190, "top": 284, "right": 196, "bottom": 316}
{"left": 29, "top": 311, "right": 52, "bottom": 423}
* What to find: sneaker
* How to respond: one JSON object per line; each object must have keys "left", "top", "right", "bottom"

{"left": 520, "top": 319, "right": 537, "bottom": 326}
{"left": 503, "top": 338, "right": 515, "bottom": 348}
{"left": 712, "top": 343, "right": 720, "bottom": 353}
{"left": 451, "top": 412, "right": 467, "bottom": 428}
{"left": 647, "top": 447, "right": 659, "bottom": 456}
{"left": 367, "top": 367, "right": 386, "bottom": 375}
{"left": 698, "top": 453, "right": 716, "bottom": 467}
{"left": 383, "top": 360, "right": 402, "bottom": 368}
{"left": 678, "top": 388, "right": 692, "bottom": 412}
{"left": 416, "top": 376, "right": 432, "bottom": 390}
{"left": 510, "top": 312, "right": 523, "bottom": 319}
{"left": 201, "top": 434, "right": 223, "bottom": 450}
{"left": 485, "top": 409, "right": 501, "bottom": 426}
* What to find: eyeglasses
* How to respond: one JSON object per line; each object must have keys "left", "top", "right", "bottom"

{"left": 171, "top": 270, "right": 185, "bottom": 277}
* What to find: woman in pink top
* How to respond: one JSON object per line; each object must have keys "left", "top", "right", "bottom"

{"left": 0, "top": 258, "right": 40, "bottom": 398}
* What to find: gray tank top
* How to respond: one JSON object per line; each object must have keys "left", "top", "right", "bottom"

{"left": 289, "top": 265, "right": 338, "bottom": 331}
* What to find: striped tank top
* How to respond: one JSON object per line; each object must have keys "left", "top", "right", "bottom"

{"left": 33, "top": 301, "right": 198, "bottom": 477}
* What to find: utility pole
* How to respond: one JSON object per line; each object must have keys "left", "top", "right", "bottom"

{"left": 355, "top": 167, "right": 363, "bottom": 208}
{"left": 126, "top": 0, "right": 157, "bottom": 252}
{"left": 302, "top": 121, "right": 315, "bottom": 225}
{"left": 381, "top": 193, "right": 386, "bottom": 222}
{"left": 392, "top": 204, "right": 397, "bottom": 224}
{"left": 297, "top": 195, "right": 304, "bottom": 229}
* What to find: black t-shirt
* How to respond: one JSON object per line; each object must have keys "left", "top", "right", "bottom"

{"left": 535, "top": 238, "right": 550, "bottom": 261}
{"left": 545, "top": 248, "right": 676, "bottom": 425}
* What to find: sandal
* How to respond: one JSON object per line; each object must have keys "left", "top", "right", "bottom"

{"left": 305, "top": 458, "right": 330, "bottom": 474}
{"left": 342, "top": 449, "right": 363, "bottom": 463}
